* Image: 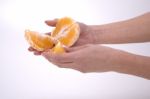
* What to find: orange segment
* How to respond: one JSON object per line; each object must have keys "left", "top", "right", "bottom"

{"left": 52, "top": 42, "right": 65, "bottom": 54}
{"left": 25, "top": 17, "right": 80, "bottom": 54}
{"left": 51, "top": 17, "right": 80, "bottom": 47}
{"left": 25, "top": 30, "right": 54, "bottom": 51}
{"left": 51, "top": 17, "right": 75, "bottom": 37}
{"left": 58, "top": 23, "right": 80, "bottom": 46}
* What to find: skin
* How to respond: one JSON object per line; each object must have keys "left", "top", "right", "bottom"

{"left": 28, "top": 12, "right": 150, "bottom": 79}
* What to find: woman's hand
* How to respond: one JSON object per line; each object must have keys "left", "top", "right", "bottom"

{"left": 41, "top": 44, "right": 121, "bottom": 73}
{"left": 28, "top": 19, "right": 95, "bottom": 55}
{"left": 27, "top": 13, "right": 150, "bottom": 79}
{"left": 45, "top": 19, "right": 95, "bottom": 46}
{"left": 41, "top": 44, "right": 150, "bottom": 79}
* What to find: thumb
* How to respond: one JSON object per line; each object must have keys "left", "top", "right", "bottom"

{"left": 45, "top": 19, "right": 58, "bottom": 27}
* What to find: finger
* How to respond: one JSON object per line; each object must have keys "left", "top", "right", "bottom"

{"left": 41, "top": 49, "right": 52, "bottom": 58}
{"left": 42, "top": 51, "right": 74, "bottom": 63}
{"left": 52, "top": 61, "right": 84, "bottom": 72}
{"left": 42, "top": 50, "right": 75, "bottom": 63}
{"left": 65, "top": 44, "right": 91, "bottom": 52}
{"left": 45, "top": 19, "right": 58, "bottom": 27}
{"left": 34, "top": 51, "right": 42, "bottom": 55}
{"left": 28, "top": 47, "right": 36, "bottom": 51}
{"left": 52, "top": 62, "right": 76, "bottom": 68}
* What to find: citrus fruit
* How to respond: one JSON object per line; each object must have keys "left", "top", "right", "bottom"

{"left": 52, "top": 42, "right": 65, "bottom": 54}
{"left": 51, "top": 17, "right": 80, "bottom": 47}
{"left": 25, "top": 30, "right": 54, "bottom": 51}
{"left": 25, "top": 17, "right": 80, "bottom": 54}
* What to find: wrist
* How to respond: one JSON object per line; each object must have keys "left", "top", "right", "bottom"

{"left": 89, "top": 24, "right": 114, "bottom": 44}
{"left": 89, "top": 25, "right": 103, "bottom": 44}
{"left": 112, "top": 50, "right": 150, "bottom": 79}
{"left": 105, "top": 49, "right": 127, "bottom": 72}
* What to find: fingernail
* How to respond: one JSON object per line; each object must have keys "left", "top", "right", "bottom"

{"left": 45, "top": 20, "right": 49, "bottom": 23}
{"left": 34, "top": 51, "right": 42, "bottom": 55}
{"left": 28, "top": 47, "right": 35, "bottom": 51}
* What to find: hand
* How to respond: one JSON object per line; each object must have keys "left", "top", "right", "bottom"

{"left": 28, "top": 14, "right": 150, "bottom": 79}
{"left": 29, "top": 43, "right": 150, "bottom": 79}
{"left": 41, "top": 44, "right": 121, "bottom": 73}
{"left": 45, "top": 19, "right": 95, "bottom": 46}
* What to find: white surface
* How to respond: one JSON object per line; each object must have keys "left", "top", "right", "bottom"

{"left": 0, "top": 0, "right": 150, "bottom": 99}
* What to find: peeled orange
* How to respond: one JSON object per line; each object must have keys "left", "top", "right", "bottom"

{"left": 25, "top": 30, "right": 54, "bottom": 51}
{"left": 52, "top": 42, "right": 65, "bottom": 54}
{"left": 25, "top": 17, "right": 80, "bottom": 54}
{"left": 51, "top": 17, "right": 80, "bottom": 47}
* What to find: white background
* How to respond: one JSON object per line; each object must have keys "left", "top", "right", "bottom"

{"left": 0, "top": 0, "right": 150, "bottom": 99}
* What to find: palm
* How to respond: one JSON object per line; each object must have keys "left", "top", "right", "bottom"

{"left": 73, "top": 23, "right": 93, "bottom": 46}
{"left": 45, "top": 20, "right": 93, "bottom": 46}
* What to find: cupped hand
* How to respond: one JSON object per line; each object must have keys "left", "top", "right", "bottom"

{"left": 41, "top": 44, "right": 122, "bottom": 73}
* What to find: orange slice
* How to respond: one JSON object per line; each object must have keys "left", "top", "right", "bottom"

{"left": 25, "top": 17, "right": 80, "bottom": 54}
{"left": 25, "top": 30, "right": 54, "bottom": 51}
{"left": 52, "top": 42, "right": 65, "bottom": 54}
{"left": 51, "top": 17, "right": 80, "bottom": 47}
